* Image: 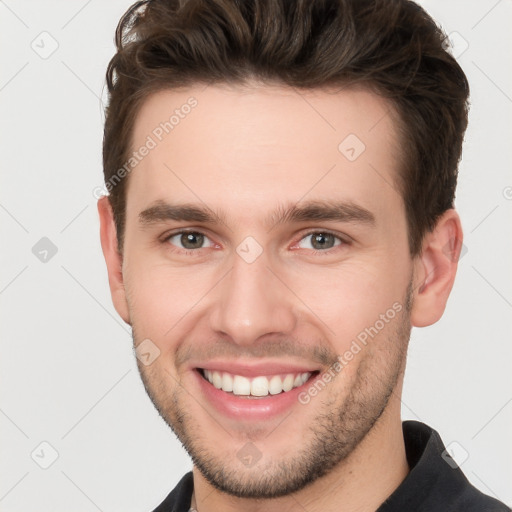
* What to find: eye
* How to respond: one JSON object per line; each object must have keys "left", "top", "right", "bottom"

{"left": 164, "top": 230, "right": 216, "bottom": 251}
{"left": 295, "top": 231, "right": 346, "bottom": 251}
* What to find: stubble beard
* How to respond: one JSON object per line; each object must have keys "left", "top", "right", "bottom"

{"left": 134, "top": 281, "right": 413, "bottom": 499}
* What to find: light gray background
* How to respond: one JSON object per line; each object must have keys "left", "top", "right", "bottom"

{"left": 1, "top": 1, "right": 511, "bottom": 510}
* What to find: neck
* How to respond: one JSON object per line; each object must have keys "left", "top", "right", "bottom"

{"left": 191, "top": 396, "right": 409, "bottom": 512}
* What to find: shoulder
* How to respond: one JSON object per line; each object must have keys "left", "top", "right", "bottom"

{"left": 378, "top": 421, "right": 510, "bottom": 511}
{"left": 150, "top": 472, "right": 194, "bottom": 512}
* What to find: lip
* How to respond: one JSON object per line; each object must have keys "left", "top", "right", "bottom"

{"left": 192, "top": 367, "right": 321, "bottom": 421}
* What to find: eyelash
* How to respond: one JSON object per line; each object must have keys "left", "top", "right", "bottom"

{"left": 160, "top": 229, "right": 350, "bottom": 256}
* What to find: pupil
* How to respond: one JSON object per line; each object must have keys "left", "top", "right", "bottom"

{"left": 182, "top": 232, "right": 203, "bottom": 249}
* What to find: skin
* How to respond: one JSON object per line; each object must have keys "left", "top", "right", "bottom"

{"left": 98, "top": 83, "right": 463, "bottom": 512}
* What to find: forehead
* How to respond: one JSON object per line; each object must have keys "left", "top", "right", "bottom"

{"left": 127, "top": 83, "right": 403, "bottom": 228}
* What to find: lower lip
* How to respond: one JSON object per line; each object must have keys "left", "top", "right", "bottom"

{"left": 194, "top": 369, "right": 319, "bottom": 421}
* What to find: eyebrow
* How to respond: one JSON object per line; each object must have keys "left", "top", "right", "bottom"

{"left": 138, "top": 199, "right": 376, "bottom": 229}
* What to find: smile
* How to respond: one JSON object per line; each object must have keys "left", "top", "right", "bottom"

{"left": 199, "top": 368, "right": 315, "bottom": 397}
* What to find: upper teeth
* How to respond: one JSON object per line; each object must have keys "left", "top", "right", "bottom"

{"left": 203, "top": 370, "right": 312, "bottom": 396}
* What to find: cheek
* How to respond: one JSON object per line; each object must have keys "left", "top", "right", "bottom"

{"left": 124, "top": 256, "right": 212, "bottom": 338}
{"left": 290, "top": 256, "right": 406, "bottom": 347}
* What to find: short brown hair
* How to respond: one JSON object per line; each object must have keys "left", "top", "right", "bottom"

{"left": 103, "top": 0, "right": 470, "bottom": 256}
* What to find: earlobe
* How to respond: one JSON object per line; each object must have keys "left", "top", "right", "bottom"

{"left": 410, "top": 209, "right": 463, "bottom": 328}
{"left": 97, "top": 197, "right": 131, "bottom": 325}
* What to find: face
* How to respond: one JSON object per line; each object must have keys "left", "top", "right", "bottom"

{"left": 118, "top": 84, "right": 416, "bottom": 498}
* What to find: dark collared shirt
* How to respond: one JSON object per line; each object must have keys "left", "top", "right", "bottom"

{"left": 151, "top": 420, "right": 510, "bottom": 511}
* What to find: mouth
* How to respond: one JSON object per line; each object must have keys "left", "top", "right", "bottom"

{"left": 196, "top": 368, "right": 320, "bottom": 399}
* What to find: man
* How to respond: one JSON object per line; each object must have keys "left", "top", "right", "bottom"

{"left": 98, "top": 0, "right": 510, "bottom": 510}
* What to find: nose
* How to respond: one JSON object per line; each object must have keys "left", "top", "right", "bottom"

{"left": 208, "top": 248, "right": 297, "bottom": 346}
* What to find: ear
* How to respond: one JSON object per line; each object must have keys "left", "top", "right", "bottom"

{"left": 410, "top": 209, "right": 464, "bottom": 328}
{"left": 97, "top": 196, "right": 131, "bottom": 325}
